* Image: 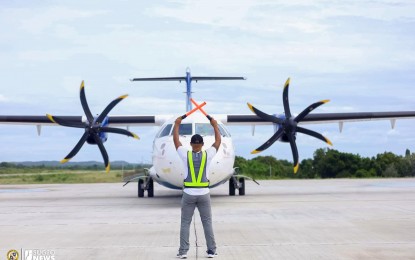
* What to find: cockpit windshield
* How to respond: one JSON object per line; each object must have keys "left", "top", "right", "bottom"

{"left": 157, "top": 124, "right": 172, "bottom": 137}
{"left": 195, "top": 123, "right": 213, "bottom": 136}
{"left": 157, "top": 122, "right": 230, "bottom": 137}
{"left": 178, "top": 123, "right": 192, "bottom": 135}
{"left": 195, "top": 123, "right": 230, "bottom": 137}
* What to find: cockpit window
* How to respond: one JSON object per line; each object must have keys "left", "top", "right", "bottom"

{"left": 218, "top": 124, "right": 230, "bottom": 137}
{"left": 195, "top": 123, "right": 214, "bottom": 136}
{"left": 158, "top": 124, "right": 172, "bottom": 137}
{"left": 178, "top": 123, "right": 192, "bottom": 135}
{"left": 195, "top": 123, "right": 230, "bottom": 137}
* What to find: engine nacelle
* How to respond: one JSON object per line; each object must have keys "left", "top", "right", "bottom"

{"left": 86, "top": 116, "right": 109, "bottom": 144}
{"left": 272, "top": 113, "right": 296, "bottom": 143}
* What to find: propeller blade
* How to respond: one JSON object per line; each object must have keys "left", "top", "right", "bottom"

{"left": 282, "top": 78, "right": 292, "bottom": 118}
{"left": 247, "top": 103, "right": 283, "bottom": 124}
{"left": 96, "top": 94, "right": 128, "bottom": 124}
{"left": 251, "top": 127, "right": 284, "bottom": 154}
{"left": 47, "top": 114, "right": 85, "bottom": 128}
{"left": 100, "top": 127, "right": 139, "bottom": 139}
{"left": 297, "top": 126, "right": 333, "bottom": 146}
{"left": 60, "top": 131, "right": 89, "bottom": 164}
{"left": 80, "top": 81, "right": 94, "bottom": 124}
{"left": 287, "top": 132, "right": 299, "bottom": 173}
{"left": 92, "top": 134, "right": 110, "bottom": 172}
{"left": 295, "top": 100, "right": 330, "bottom": 122}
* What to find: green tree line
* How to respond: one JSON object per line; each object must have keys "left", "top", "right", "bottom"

{"left": 2, "top": 148, "right": 415, "bottom": 179}
{"left": 235, "top": 148, "right": 415, "bottom": 179}
{"left": 0, "top": 162, "right": 150, "bottom": 174}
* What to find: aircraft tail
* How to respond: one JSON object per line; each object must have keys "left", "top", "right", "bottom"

{"left": 131, "top": 68, "right": 245, "bottom": 111}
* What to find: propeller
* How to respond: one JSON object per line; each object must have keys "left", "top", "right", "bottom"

{"left": 47, "top": 81, "right": 139, "bottom": 172}
{"left": 247, "top": 78, "right": 333, "bottom": 173}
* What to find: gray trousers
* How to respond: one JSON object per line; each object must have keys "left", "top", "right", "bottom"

{"left": 179, "top": 192, "right": 216, "bottom": 254}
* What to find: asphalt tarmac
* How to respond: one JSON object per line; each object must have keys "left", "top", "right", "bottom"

{"left": 1, "top": 178, "right": 415, "bottom": 260}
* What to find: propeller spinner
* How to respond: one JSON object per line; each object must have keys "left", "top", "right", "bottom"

{"left": 247, "top": 78, "right": 332, "bottom": 173}
{"left": 46, "top": 81, "right": 139, "bottom": 172}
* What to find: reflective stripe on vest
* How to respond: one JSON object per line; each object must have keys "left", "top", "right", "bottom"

{"left": 184, "top": 151, "right": 209, "bottom": 188}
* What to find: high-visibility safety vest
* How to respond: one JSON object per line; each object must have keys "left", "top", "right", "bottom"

{"left": 184, "top": 151, "right": 209, "bottom": 188}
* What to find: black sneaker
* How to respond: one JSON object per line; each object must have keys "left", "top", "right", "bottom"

{"left": 207, "top": 249, "right": 217, "bottom": 258}
{"left": 177, "top": 253, "right": 187, "bottom": 259}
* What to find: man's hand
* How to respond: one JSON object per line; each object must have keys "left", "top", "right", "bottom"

{"left": 210, "top": 118, "right": 218, "bottom": 127}
{"left": 175, "top": 117, "right": 183, "bottom": 125}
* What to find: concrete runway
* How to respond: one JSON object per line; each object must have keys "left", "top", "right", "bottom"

{"left": 1, "top": 178, "right": 415, "bottom": 260}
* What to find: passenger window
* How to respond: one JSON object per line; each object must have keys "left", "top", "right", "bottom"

{"left": 158, "top": 124, "right": 172, "bottom": 137}
{"left": 178, "top": 124, "right": 192, "bottom": 135}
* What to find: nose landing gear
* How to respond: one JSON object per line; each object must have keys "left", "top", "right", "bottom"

{"left": 138, "top": 177, "right": 154, "bottom": 198}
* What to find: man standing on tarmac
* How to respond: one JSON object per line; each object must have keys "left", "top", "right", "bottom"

{"left": 173, "top": 116, "right": 221, "bottom": 259}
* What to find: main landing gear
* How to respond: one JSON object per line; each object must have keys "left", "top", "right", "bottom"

{"left": 228, "top": 176, "right": 245, "bottom": 196}
{"left": 228, "top": 173, "right": 260, "bottom": 196}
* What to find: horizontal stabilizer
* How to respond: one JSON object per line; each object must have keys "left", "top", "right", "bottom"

{"left": 192, "top": 76, "right": 246, "bottom": 81}
{"left": 130, "top": 76, "right": 245, "bottom": 81}
{"left": 130, "top": 77, "right": 185, "bottom": 81}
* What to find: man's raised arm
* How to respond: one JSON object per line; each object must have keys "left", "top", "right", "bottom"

{"left": 210, "top": 118, "right": 221, "bottom": 151}
{"left": 173, "top": 117, "right": 183, "bottom": 150}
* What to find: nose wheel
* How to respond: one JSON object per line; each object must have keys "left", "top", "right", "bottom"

{"left": 138, "top": 177, "right": 154, "bottom": 198}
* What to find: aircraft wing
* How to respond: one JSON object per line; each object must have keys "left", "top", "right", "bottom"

{"left": 218, "top": 111, "right": 415, "bottom": 126}
{"left": 0, "top": 115, "right": 172, "bottom": 127}
{"left": 3, "top": 111, "right": 414, "bottom": 127}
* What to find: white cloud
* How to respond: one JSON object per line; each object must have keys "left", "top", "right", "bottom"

{"left": 0, "top": 94, "right": 7, "bottom": 102}
{"left": 17, "top": 49, "right": 78, "bottom": 62}
{"left": 320, "top": 1, "right": 415, "bottom": 21}
{"left": 150, "top": 1, "right": 328, "bottom": 34}
{"left": 144, "top": 0, "right": 415, "bottom": 74}
{"left": 3, "top": 6, "right": 108, "bottom": 34}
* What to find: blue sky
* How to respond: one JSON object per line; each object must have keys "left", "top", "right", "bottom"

{"left": 1, "top": 0, "right": 414, "bottom": 164}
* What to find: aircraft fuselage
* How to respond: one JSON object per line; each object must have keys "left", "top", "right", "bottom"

{"left": 149, "top": 114, "right": 235, "bottom": 190}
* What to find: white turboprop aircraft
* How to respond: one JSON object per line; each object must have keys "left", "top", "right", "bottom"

{"left": 1, "top": 68, "right": 415, "bottom": 198}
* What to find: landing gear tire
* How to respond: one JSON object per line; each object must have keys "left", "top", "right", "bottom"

{"left": 148, "top": 178, "right": 154, "bottom": 197}
{"left": 229, "top": 178, "right": 235, "bottom": 196}
{"left": 238, "top": 178, "right": 245, "bottom": 196}
{"left": 138, "top": 179, "right": 144, "bottom": 198}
